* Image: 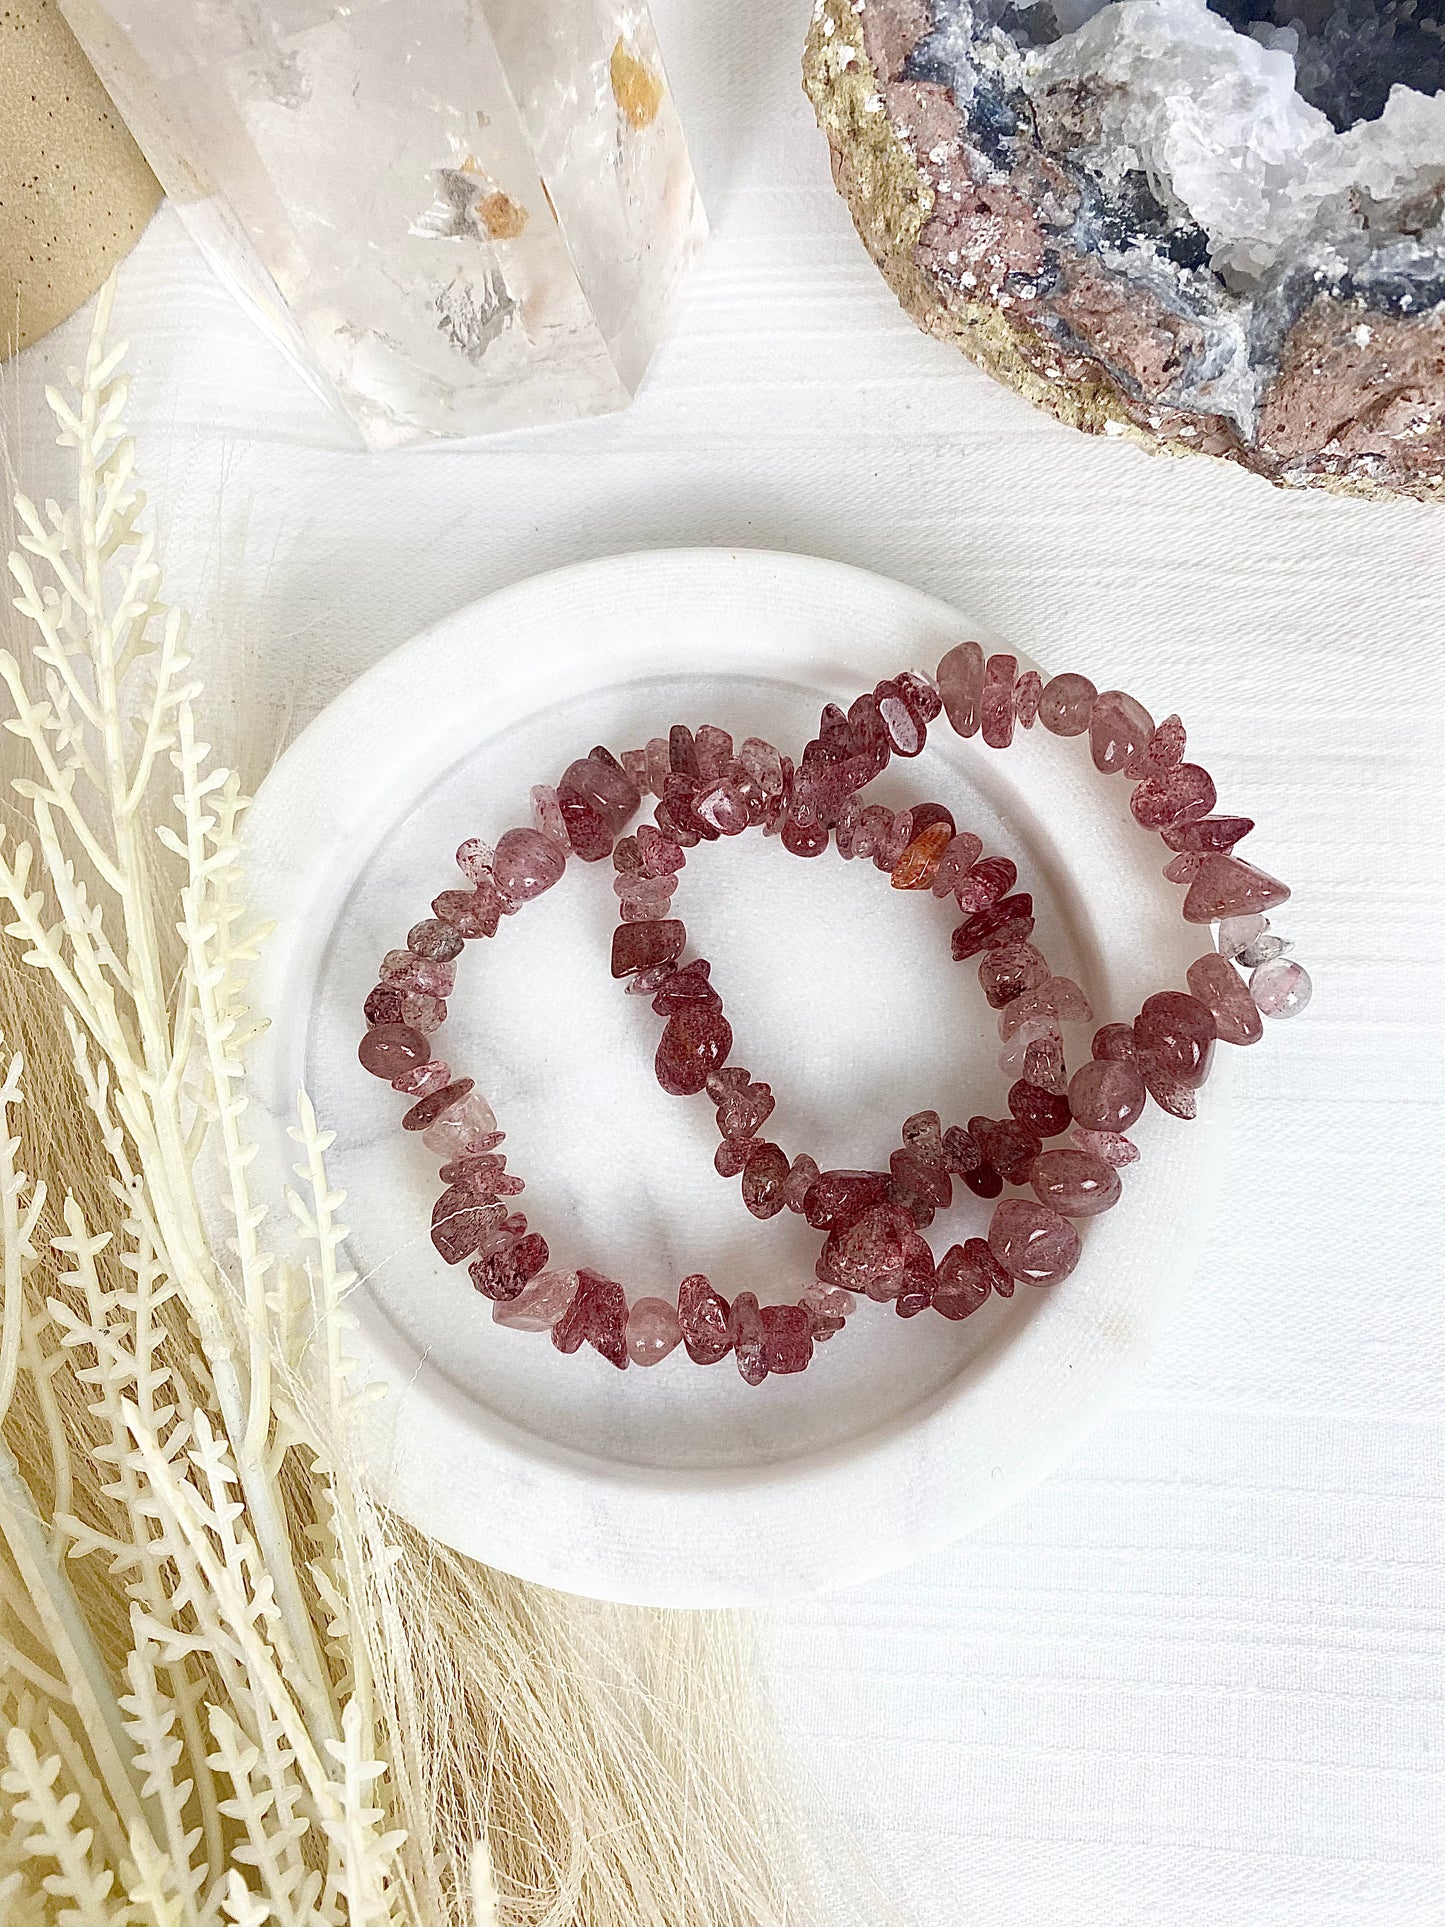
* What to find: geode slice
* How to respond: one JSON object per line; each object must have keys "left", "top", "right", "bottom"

{"left": 804, "top": 0, "right": 1445, "bottom": 498}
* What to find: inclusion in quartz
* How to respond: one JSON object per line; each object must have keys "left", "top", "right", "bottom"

{"left": 64, "top": 0, "right": 707, "bottom": 448}
{"left": 805, "top": 0, "right": 1445, "bottom": 498}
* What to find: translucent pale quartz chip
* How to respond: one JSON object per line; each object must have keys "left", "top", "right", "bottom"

{"left": 998, "top": 1017, "right": 1062, "bottom": 1080}
{"left": 1217, "top": 913, "right": 1267, "bottom": 959}
{"left": 530, "top": 786, "right": 569, "bottom": 848}
{"left": 493, "top": 1269, "right": 577, "bottom": 1331}
{"left": 422, "top": 1090, "right": 499, "bottom": 1158}
{"left": 625, "top": 1296, "right": 682, "bottom": 1365}
{"left": 1237, "top": 932, "right": 1291, "bottom": 967}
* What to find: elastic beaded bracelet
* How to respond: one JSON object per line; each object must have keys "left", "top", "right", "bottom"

{"left": 357, "top": 650, "right": 1308, "bottom": 1381}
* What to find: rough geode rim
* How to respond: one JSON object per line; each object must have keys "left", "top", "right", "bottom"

{"left": 802, "top": 0, "right": 1445, "bottom": 503}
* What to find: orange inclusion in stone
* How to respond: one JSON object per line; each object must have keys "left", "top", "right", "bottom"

{"left": 891, "top": 821, "right": 954, "bottom": 889}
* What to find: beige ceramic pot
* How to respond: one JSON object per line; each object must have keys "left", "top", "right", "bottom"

{"left": 1, "top": 0, "right": 159, "bottom": 357}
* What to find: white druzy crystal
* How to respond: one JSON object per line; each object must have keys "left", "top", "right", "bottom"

{"left": 1024, "top": 0, "right": 1445, "bottom": 285}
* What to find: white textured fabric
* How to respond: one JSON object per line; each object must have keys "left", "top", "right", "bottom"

{"left": 9, "top": 1, "right": 1443, "bottom": 1920}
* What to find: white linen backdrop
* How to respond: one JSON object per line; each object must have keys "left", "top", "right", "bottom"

{"left": 8, "top": 2, "right": 1442, "bottom": 1920}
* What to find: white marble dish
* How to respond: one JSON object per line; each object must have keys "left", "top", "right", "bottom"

{"left": 240, "top": 548, "right": 1226, "bottom": 1605}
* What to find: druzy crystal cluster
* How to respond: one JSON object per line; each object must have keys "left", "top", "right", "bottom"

{"left": 63, "top": 0, "right": 706, "bottom": 446}
{"left": 805, "top": 0, "right": 1445, "bottom": 496}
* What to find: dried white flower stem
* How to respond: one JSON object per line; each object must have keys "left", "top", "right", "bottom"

{"left": 0, "top": 281, "right": 853, "bottom": 1927}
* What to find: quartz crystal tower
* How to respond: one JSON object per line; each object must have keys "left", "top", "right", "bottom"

{"left": 61, "top": 0, "right": 706, "bottom": 446}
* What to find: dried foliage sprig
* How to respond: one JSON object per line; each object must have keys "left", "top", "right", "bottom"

{"left": 0, "top": 286, "right": 846, "bottom": 1927}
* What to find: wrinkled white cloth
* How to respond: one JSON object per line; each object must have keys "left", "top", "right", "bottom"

{"left": 9, "top": 1, "right": 1443, "bottom": 1920}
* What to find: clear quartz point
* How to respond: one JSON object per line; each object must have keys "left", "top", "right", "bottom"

{"left": 62, "top": 0, "right": 707, "bottom": 447}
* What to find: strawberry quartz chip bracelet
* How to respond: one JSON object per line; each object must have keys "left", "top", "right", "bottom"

{"left": 357, "top": 647, "right": 1307, "bottom": 1383}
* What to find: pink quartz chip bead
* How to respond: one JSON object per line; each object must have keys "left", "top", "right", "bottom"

{"left": 391, "top": 1059, "right": 452, "bottom": 1098}
{"left": 454, "top": 837, "right": 494, "bottom": 882}
{"left": 678, "top": 1274, "right": 732, "bottom": 1364}
{"left": 1038, "top": 672, "right": 1096, "bottom": 737}
{"left": 694, "top": 724, "right": 735, "bottom": 779}
{"left": 358, "top": 1023, "right": 429, "bottom": 1080}
{"left": 1181, "top": 854, "right": 1291, "bottom": 923}
{"left": 981, "top": 653, "right": 1018, "bottom": 750}
{"left": 492, "top": 1269, "right": 577, "bottom": 1331}
{"left": 1090, "top": 690, "right": 1154, "bottom": 776}
{"left": 1130, "top": 764, "right": 1217, "bottom": 831}
{"left": 400, "top": 991, "right": 447, "bottom": 1035}
{"left": 401, "top": 1079, "right": 472, "bottom": 1131}
{"left": 715, "top": 1137, "right": 750, "bottom": 1178}
{"left": 799, "top": 1283, "right": 853, "bottom": 1340}
{"left": 988, "top": 1198, "right": 1082, "bottom": 1285}
{"left": 407, "top": 918, "right": 464, "bottom": 961}
{"left": 875, "top": 680, "right": 926, "bottom": 757}
{"left": 737, "top": 736, "right": 786, "bottom": 800}
{"left": 761, "top": 1302, "right": 813, "bottom": 1374}
{"left": 897, "top": 668, "right": 943, "bottom": 720}
{"left": 978, "top": 940, "right": 1050, "bottom": 1009}
{"left": 782, "top": 1154, "right": 821, "bottom": 1214}
{"left": 617, "top": 879, "right": 678, "bottom": 922}
{"left": 1014, "top": 669, "right": 1043, "bottom": 728}
{"left": 955, "top": 856, "right": 1017, "bottom": 915}
{"left": 1251, "top": 958, "right": 1312, "bottom": 1018}
{"left": 930, "top": 832, "right": 986, "bottom": 897}
{"left": 492, "top": 826, "right": 567, "bottom": 903}
{"left": 625, "top": 1296, "right": 683, "bottom": 1365}
{"left": 645, "top": 737, "right": 671, "bottom": 798}
{"left": 552, "top": 1268, "right": 628, "bottom": 1368}
{"left": 728, "top": 1292, "right": 768, "bottom": 1385}
{"left": 1092, "top": 1023, "right": 1136, "bottom": 1061}
{"left": 1126, "top": 713, "right": 1186, "bottom": 777}
{"left": 931, "top": 1242, "right": 993, "bottom": 1319}
{"left": 379, "top": 949, "right": 455, "bottom": 997}
{"left": 695, "top": 779, "right": 750, "bottom": 835}
{"left": 1186, "top": 952, "right": 1264, "bottom": 1046}
{"left": 1067, "top": 1058, "right": 1146, "bottom": 1133}
{"left": 1164, "top": 815, "right": 1255, "bottom": 854}
{"left": 741, "top": 1142, "right": 790, "bottom": 1219}
{"left": 1023, "top": 1034, "right": 1068, "bottom": 1095}
{"left": 937, "top": 641, "right": 985, "bottom": 738}
{"left": 432, "top": 884, "right": 502, "bottom": 939}
{"left": 1134, "top": 991, "right": 1216, "bottom": 1092}
{"left": 1070, "top": 1126, "right": 1140, "bottom": 1167}
{"left": 364, "top": 985, "right": 405, "bottom": 1027}
{"left": 611, "top": 919, "right": 685, "bottom": 978}
{"left": 999, "top": 976, "right": 1092, "bottom": 1038}
{"left": 655, "top": 1004, "right": 733, "bottom": 1096}
{"left": 951, "top": 894, "right": 1035, "bottom": 959}
{"left": 422, "top": 1089, "right": 499, "bottom": 1159}
{"left": 530, "top": 784, "right": 569, "bottom": 846}
{"left": 997, "top": 1016, "right": 1062, "bottom": 1080}
{"left": 1031, "top": 1149, "right": 1122, "bottom": 1218}
{"left": 709, "top": 1068, "right": 776, "bottom": 1139}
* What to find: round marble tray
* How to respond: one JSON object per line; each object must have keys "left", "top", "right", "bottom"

{"left": 240, "top": 548, "right": 1227, "bottom": 1605}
